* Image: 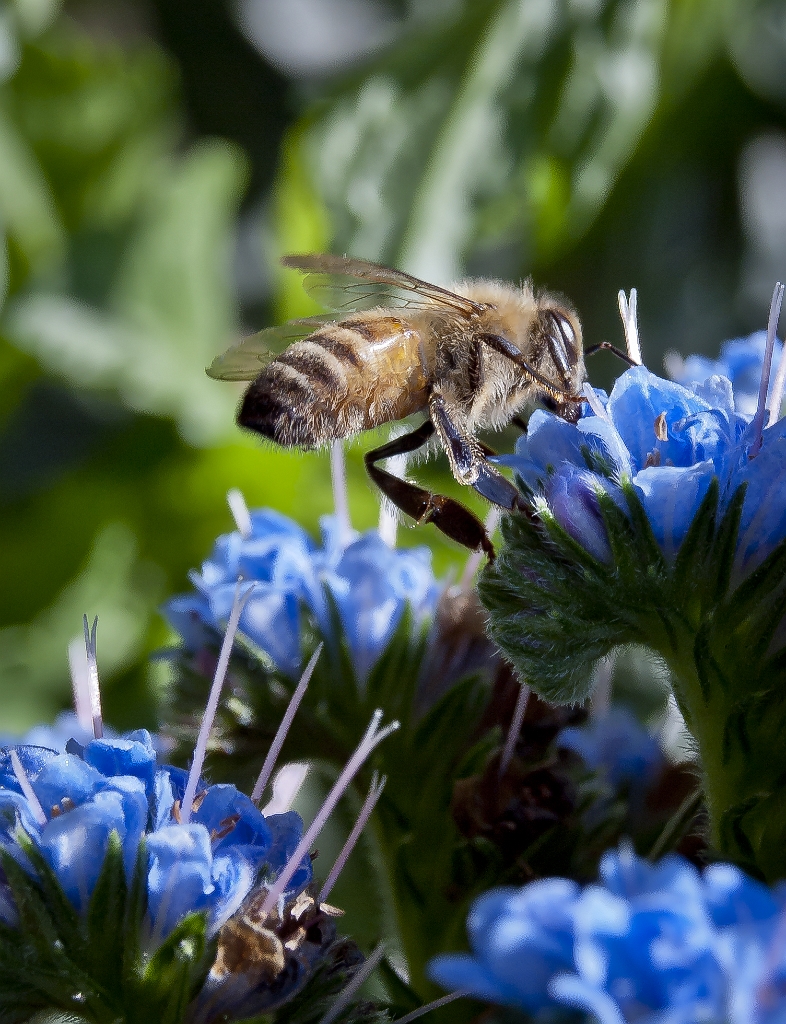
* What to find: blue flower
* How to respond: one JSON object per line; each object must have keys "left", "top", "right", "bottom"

{"left": 557, "top": 707, "right": 663, "bottom": 791}
{"left": 429, "top": 878, "right": 581, "bottom": 1012}
{"left": 164, "top": 508, "right": 440, "bottom": 681}
{"left": 429, "top": 845, "right": 786, "bottom": 1024}
{"left": 318, "top": 524, "right": 440, "bottom": 682}
{"left": 668, "top": 331, "right": 783, "bottom": 419}
{"left": 165, "top": 509, "right": 319, "bottom": 677}
{"left": 0, "top": 731, "right": 312, "bottom": 938}
{"left": 496, "top": 364, "right": 785, "bottom": 568}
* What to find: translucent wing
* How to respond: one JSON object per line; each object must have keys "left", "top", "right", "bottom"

{"left": 281, "top": 253, "right": 486, "bottom": 318}
{"left": 207, "top": 317, "right": 331, "bottom": 381}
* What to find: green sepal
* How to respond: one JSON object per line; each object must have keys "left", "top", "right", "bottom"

{"left": 0, "top": 847, "right": 110, "bottom": 1023}
{"left": 0, "top": 828, "right": 216, "bottom": 1024}
{"left": 85, "top": 830, "right": 128, "bottom": 993}
{"left": 134, "top": 912, "right": 212, "bottom": 1024}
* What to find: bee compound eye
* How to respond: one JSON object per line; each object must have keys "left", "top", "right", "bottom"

{"left": 544, "top": 310, "right": 579, "bottom": 377}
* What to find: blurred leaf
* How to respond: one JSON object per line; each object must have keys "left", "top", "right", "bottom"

{"left": 0, "top": 522, "right": 163, "bottom": 730}
{"left": 5, "top": 141, "right": 246, "bottom": 443}
{"left": 275, "top": 0, "right": 716, "bottom": 282}
{"left": 0, "top": 104, "right": 63, "bottom": 277}
{"left": 8, "top": 27, "right": 176, "bottom": 233}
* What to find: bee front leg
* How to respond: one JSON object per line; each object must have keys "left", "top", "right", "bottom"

{"left": 429, "top": 393, "right": 523, "bottom": 511}
{"left": 364, "top": 420, "right": 495, "bottom": 557}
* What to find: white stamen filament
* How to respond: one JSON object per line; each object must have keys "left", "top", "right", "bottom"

{"left": 331, "top": 441, "right": 352, "bottom": 546}
{"left": 393, "top": 991, "right": 469, "bottom": 1024}
{"left": 180, "top": 580, "right": 255, "bottom": 825}
{"left": 582, "top": 382, "right": 610, "bottom": 422}
{"left": 460, "top": 506, "right": 501, "bottom": 589}
{"left": 251, "top": 645, "right": 323, "bottom": 804}
{"left": 752, "top": 282, "right": 785, "bottom": 454}
{"left": 318, "top": 772, "right": 386, "bottom": 905}
{"left": 261, "top": 762, "right": 310, "bottom": 816}
{"left": 319, "top": 942, "right": 386, "bottom": 1024}
{"left": 9, "top": 750, "right": 47, "bottom": 826}
{"left": 227, "top": 488, "right": 252, "bottom": 539}
{"left": 768, "top": 337, "right": 786, "bottom": 427}
{"left": 82, "top": 615, "right": 103, "bottom": 739}
{"left": 617, "top": 289, "right": 642, "bottom": 365}
{"left": 67, "top": 635, "right": 93, "bottom": 734}
{"left": 591, "top": 653, "right": 616, "bottom": 719}
{"left": 258, "top": 710, "right": 399, "bottom": 917}
{"left": 378, "top": 426, "right": 409, "bottom": 547}
{"left": 499, "top": 680, "right": 530, "bottom": 778}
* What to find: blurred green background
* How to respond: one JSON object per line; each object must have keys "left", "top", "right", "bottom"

{"left": 1, "top": 0, "right": 785, "bottom": 732}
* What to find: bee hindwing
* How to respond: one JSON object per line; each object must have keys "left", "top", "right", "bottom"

{"left": 207, "top": 318, "right": 332, "bottom": 381}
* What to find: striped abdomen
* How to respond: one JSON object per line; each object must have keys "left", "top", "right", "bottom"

{"left": 238, "top": 315, "right": 430, "bottom": 448}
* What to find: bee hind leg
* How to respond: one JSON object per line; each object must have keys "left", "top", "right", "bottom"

{"left": 429, "top": 393, "right": 523, "bottom": 512}
{"left": 364, "top": 420, "right": 495, "bottom": 557}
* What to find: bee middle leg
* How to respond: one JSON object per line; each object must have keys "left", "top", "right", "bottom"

{"left": 429, "top": 393, "right": 523, "bottom": 511}
{"left": 364, "top": 420, "right": 495, "bottom": 557}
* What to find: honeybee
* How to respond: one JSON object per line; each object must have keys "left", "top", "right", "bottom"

{"left": 208, "top": 254, "right": 586, "bottom": 556}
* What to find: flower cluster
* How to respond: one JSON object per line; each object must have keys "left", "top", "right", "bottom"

{"left": 165, "top": 509, "right": 440, "bottom": 680}
{"left": 498, "top": 364, "right": 786, "bottom": 575}
{"left": 430, "top": 844, "right": 786, "bottom": 1024}
{"left": 0, "top": 730, "right": 312, "bottom": 938}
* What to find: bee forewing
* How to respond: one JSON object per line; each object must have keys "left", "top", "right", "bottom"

{"left": 282, "top": 253, "right": 485, "bottom": 317}
{"left": 206, "top": 318, "right": 330, "bottom": 381}
{"left": 299, "top": 272, "right": 435, "bottom": 313}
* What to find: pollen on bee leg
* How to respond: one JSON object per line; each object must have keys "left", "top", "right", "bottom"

{"left": 227, "top": 488, "right": 252, "bottom": 538}
{"left": 617, "top": 289, "right": 642, "bottom": 365}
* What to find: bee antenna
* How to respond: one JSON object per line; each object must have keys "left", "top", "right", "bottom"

{"left": 584, "top": 341, "right": 638, "bottom": 367}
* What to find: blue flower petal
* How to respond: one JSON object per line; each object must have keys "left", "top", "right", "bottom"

{"left": 428, "top": 954, "right": 512, "bottom": 1004}
{"left": 634, "top": 461, "right": 716, "bottom": 560}
{"left": 557, "top": 708, "right": 663, "bottom": 790}
{"left": 265, "top": 811, "right": 313, "bottom": 895}
{"left": 39, "top": 781, "right": 147, "bottom": 913}
{"left": 543, "top": 466, "right": 614, "bottom": 563}
{"left": 607, "top": 366, "right": 711, "bottom": 471}
{"left": 83, "top": 732, "right": 157, "bottom": 798}
{"left": 191, "top": 785, "right": 272, "bottom": 866}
